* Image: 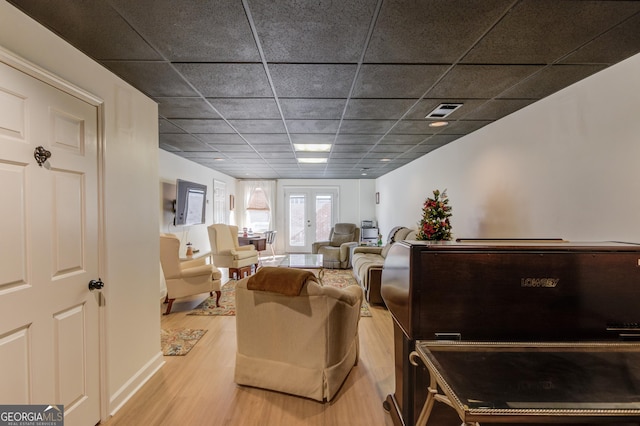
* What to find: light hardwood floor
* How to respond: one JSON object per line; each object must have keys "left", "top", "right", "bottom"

{"left": 103, "top": 280, "right": 397, "bottom": 426}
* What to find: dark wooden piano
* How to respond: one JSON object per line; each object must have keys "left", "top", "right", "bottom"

{"left": 381, "top": 239, "right": 640, "bottom": 426}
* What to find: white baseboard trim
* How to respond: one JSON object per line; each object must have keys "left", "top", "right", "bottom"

{"left": 108, "top": 351, "right": 165, "bottom": 417}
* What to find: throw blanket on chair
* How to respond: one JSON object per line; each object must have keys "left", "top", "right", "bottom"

{"left": 247, "top": 266, "right": 316, "bottom": 296}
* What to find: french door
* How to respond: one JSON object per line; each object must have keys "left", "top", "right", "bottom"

{"left": 284, "top": 187, "right": 338, "bottom": 253}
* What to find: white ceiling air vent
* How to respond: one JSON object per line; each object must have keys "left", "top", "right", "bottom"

{"left": 425, "top": 103, "right": 463, "bottom": 119}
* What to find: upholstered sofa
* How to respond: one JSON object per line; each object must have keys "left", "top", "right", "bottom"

{"left": 234, "top": 267, "right": 363, "bottom": 402}
{"left": 351, "top": 227, "right": 416, "bottom": 305}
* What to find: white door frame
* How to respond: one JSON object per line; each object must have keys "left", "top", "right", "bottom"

{"left": 0, "top": 46, "right": 109, "bottom": 422}
{"left": 213, "top": 179, "right": 227, "bottom": 224}
{"left": 283, "top": 186, "right": 339, "bottom": 253}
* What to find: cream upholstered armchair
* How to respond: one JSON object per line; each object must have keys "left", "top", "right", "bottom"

{"left": 208, "top": 224, "right": 259, "bottom": 279}
{"left": 159, "top": 233, "right": 222, "bottom": 315}
{"left": 311, "top": 223, "right": 360, "bottom": 269}
{"left": 234, "top": 267, "right": 363, "bottom": 402}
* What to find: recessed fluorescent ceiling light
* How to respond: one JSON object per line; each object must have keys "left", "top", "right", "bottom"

{"left": 429, "top": 121, "right": 449, "bottom": 127}
{"left": 294, "top": 143, "right": 332, "bottom": 152}
{"left": 298, "top": 158, "right": 327, "bottom": 164}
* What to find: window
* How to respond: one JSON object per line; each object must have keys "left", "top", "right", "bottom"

{"left": 288, "top": 194, "right": 305, "bottom": 246}
{"left": 240, "top": 180, "right": 276, "bottom": 232}
{"left": 315, "top": 195, "right": 332, "bottom": 241}
{"left": 247, "top": 209, "right": 270, "bottom": 233}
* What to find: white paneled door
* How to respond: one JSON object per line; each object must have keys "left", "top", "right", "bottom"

{"left": 0, "top": 61, "right": 100, "bottom": 425}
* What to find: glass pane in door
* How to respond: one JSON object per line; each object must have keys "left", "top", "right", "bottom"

{"left": 315, "top": 195, "right": 333, "bottom": 241}
{"left": 288, "top": 194, "right": 305, "bottom": 247}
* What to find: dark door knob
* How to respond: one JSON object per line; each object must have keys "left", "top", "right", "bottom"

{"left": 34, "top": 146, "right": 52, "bottom": 167}
{"left": 88, "top": 278, "right": 104, "bottom": 291}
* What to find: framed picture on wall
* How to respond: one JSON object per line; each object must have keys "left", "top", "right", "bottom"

{"left": 376, "top": 192, "right": 380, "bottom": 204}
{"left": 230, "top": 194, "right": 235, "bottom": 211}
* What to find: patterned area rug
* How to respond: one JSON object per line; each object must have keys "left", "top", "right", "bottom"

{"left": 187, "top": 269, "right": 371, "bottom": 317}
{"left": 160, "top": 328, "right": 207, "bottom": 356}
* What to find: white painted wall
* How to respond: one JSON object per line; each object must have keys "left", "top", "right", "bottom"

{"left": 376, "top": 53, "right": 640, "bottom": 244}
{"left": 159, "top": 150, "right": 236, "bottom": 255}
{"left": 0, "top": 1, "right": 161, "bottom": 418}
{"left": 357, "top": 179, "right": 378, "bottom": 224}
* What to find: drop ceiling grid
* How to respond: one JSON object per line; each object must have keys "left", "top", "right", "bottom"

{"left": 7, "top": 0, "right": 640, "bottom": 178}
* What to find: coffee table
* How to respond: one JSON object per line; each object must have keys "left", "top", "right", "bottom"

{"left": 278, "top": 254, "right": 324, "bottom": 280}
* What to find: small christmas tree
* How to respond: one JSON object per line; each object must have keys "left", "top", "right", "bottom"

{"left": 416, "top": 189, "right": 453, "bottom": 241}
